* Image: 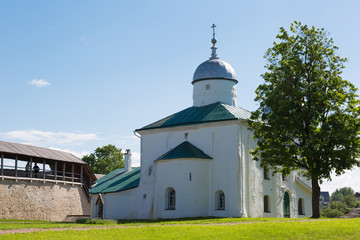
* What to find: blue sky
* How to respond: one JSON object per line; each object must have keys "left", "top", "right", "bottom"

{"left": 1, "top": 0, "right": 360, "bottom": 194}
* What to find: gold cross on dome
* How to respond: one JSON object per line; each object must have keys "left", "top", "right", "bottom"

{"left": 211, "top": 23, "right": 216, "bottom": 38}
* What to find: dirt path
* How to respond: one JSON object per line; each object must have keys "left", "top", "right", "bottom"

{"left": 0, "top": 225, "right": 131, "bottom": 235}
{"left": 0, "top": 219, "right": 334, "bottom": 235}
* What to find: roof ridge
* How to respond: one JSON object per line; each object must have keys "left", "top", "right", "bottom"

{"left": 0, "top": 140, "right": 84, "bottom": 164}
{"left": 89, "top": 167, "right": 141, "bottom": 194}
{"left": 106, "top": 168, "right": 140, "bottom": 188}
{"left": 137, "top": 102, "right": 251, "bottom": 131}
{"left": 94, "top": 167, "right": 140, "bottom": 186}
{"left": 220, "top": 102, "right": 251, "bottom": 114}
{"left": 157, "top": 141, "right": 212, "bottom": 160}
{"left": 0, "top": 140, "right": 77, "bottom": 157}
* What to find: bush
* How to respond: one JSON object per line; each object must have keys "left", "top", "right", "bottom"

{"left": 321, "top": 207, "right": 343, "bottom": 218}
{"left": 321, "top": 197, "right": 360, "bottom": 218}
{"left": 76, "top": 218, "right": 116, "bottom": 224}
{"left": 75, "top": 218, "right": 90, "bottom": 224}
{"left": 343, "top": 196, "right": 360, "bottom": 209}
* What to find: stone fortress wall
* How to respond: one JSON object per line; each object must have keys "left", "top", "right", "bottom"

{"left": 0, "top": 179, "right": 90, "bottom": 221}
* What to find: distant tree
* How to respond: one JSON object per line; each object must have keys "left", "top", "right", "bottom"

{"left": 82, "top": 144, "right": 124, "bottom": 174}
{"left": 330, "top": 187, "right": 355, "bottom": 201}
{"left": 322, "top": 187, "right": 360, "bottom": 217}
{"left": 331, "top": 187, "right": 355, "bottom": 201}
{"left": 248, "top": 21, "right": 360, "bottom": 218}
{"left": 344, "top": 195, "right": 360, "bottom": 209}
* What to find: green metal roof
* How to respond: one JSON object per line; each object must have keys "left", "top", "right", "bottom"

{"left": 89, "top": 167, "right": 140, "bottom": 194}
{"left": 156, "top": 141, "right": 212, "bottom": 161}
{"left": 137, "top": 102, "right": 251, "bottom": 131}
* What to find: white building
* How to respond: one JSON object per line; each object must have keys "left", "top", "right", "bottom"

{"left": 90, "top": 28, "right": 312, "bottom": 219}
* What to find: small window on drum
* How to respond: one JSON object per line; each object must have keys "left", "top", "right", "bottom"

{"left": 205, "top": 84, "right": 211, "bottom": 90}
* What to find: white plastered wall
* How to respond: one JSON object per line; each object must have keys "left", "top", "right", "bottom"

{"left": 248, "top": 162, "right": 312, "bottom": 218}
{"left": 91, "top": 187, "right": 139, "bottom": 219}
{"left": 90, "top": 120, "right": 312, "bottom": 219}
{"left": 154, "top": 159, "right": 210, "bottom": 218}
{"left": 192, "top": 79, "right": 237, "bottom": 107}
{"left": 238, "top": 122, "right": 312, "bottom": 218}
{"left": 137, "top": 121, "right": 242, "bottom": 219}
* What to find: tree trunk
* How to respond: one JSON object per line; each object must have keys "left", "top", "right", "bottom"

{"left": 311, "top": 178, "right": 321, "bottom": 218}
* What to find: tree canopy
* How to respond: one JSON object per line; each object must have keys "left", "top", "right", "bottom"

{"left": 82, "top": 144, "right": 124, "bottom": 174}
{"left": 248, "top": 21, "right": 360, "bottom": 218}
{"left": 331, "top": 187, "right": 355, "bottom": 201}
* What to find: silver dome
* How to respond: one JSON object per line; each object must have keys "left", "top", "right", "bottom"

{"left": 192, "top": 58, "right": 237, "bottom": 84}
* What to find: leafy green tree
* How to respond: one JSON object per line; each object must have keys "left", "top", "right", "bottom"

{"left": 82, "top": 144, "right": 124, "bottom": 174}
{"left": 321, "top": 201, "right": 350, "bottom": 218}
{"left": 248, "top": 21, "right": 360, "bottom": 218}
{"left": 331, "top": 187, "right": 355, "bottom": 201}
{"left": 320, "top": 207, "right": 342, "bottom": 218}
{"left": 343, "top": 195, "right": 360, "bottom": 209}
{"left": 321, "top": 188, "right": 360, "bottom": 218}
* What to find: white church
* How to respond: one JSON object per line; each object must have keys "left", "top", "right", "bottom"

{"left": 90, "top": 26, "right": 312, "bottom": 219}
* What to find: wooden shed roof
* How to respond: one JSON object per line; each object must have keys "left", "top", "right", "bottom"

{"left": 0, "top": 140, "right": 86, "bottom": 164}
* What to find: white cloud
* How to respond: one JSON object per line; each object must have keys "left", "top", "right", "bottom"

{"left": 49, "top": 147, "right": 90, "bottom": 158}
{"left": 320, "top": 167, "right": 360, "bottom": 195}
{"left": 0, "top": 129, "right": 100, "bottom": 145}
{"left": 29, "top": 79, "right": 50, "bottom": 87}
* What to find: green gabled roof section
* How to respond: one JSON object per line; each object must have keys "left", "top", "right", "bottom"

{"left": 89, "top": 167, "right": 140, "bottom": 194}
{"left": 137, "top": 102, "right": 251, "bottom": 131}
{"left": 156, "top": 141, "right": 212, "bottom": 160}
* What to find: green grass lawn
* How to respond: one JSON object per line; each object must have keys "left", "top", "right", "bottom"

{"left": 1, "top": 218, "right": 360, "bottom": 240}
{"left": 0, "top": 217, "right": 304, "bottom": 230}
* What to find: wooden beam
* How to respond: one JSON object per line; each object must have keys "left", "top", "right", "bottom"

{"left": 30, "top": 157, "right": 33, "bottom": 179}
{"left": 15, "top": 156, "right": 18, "bottom": 178}
{"left": 71, "top": 163, "right": 74, "bottom": 184}
{"left": 54, "top": 161, "right": 57, "bottom": 181}
{"left": 1, "top": 153, "right": 3, "bottom": 177}
{"left": 43, "top": 159, "right": 46, "bottom": 180}
{"left": 63, "top": 162, "right": 65, "bottom": 182}
{"left": 80, "top": 165, "right": 83, "bottom": 185}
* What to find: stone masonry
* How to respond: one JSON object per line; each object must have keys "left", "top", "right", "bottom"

{"left": 0, "top": 179, "right": 90, "bottom": 221}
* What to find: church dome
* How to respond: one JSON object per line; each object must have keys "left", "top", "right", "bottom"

{"left": 192, "top": 24, "right": 239, "bottom": 107}
{"left": 192, "top": 58, "right": 237, "bottom": 84}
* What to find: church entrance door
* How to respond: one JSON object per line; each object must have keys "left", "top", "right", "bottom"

{"left": 283, "top": 192, "right": 290, "bottom": 218}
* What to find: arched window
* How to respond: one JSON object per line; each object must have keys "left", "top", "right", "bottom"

{"left": 284, "top": 191, "right": 290, "bottom": 218}
{"left": 264, "top": 195, "right": 270, "bottom": 213}
{"left": 264, "top": 167, "right": 270, "bottom": 180}
{"left": 166, "top": 188, "right": 176, "bottom": 210}
{"left": 298, "top": 198, "right": 305, "bottom": 215}
{"left": 95, "top": 194, "right": 104, "bottom": 219}
{"left": 215, "top": 190, "right": 225, "bottom": 210}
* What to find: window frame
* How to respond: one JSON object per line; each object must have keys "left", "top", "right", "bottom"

{"left": 298, "top": 198, "right": 305, "bottom": 215}
{"left": 264, "top": 195, "right": 271, "bottom": 213}
{"left": 166, "top": 188, "right": 176, "bottom": 210}
{"left": 264, "top": 167, "right": 270, "bottom": 180}
{"left": 215, "top": 190, "right": 225, "bottom": 210}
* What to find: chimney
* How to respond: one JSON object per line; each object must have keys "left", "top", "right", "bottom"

{"left": 124, "top": 149, "right": 132, "bottom": 171}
